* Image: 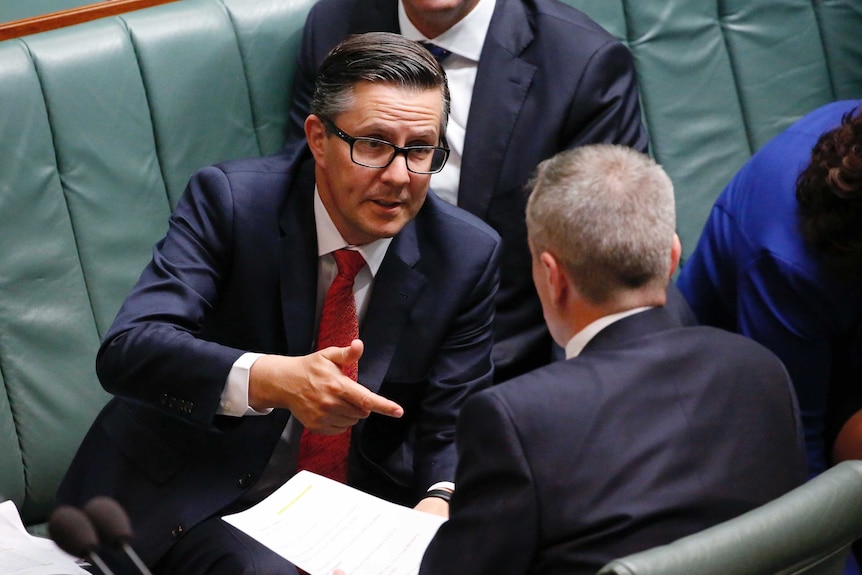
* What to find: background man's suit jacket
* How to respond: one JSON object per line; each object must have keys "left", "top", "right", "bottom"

{"left": 287, "top": 0, "right": 650, "bottom": 382}
{"left": 419, "top": 306, "right": 807, "bottom": 575}
{"left": 57, "top": 143, "right": 501, "bottom": 566}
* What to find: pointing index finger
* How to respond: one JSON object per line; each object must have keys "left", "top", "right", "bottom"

{"left": 345, "top": 381, "right": 403, "bottom": 418}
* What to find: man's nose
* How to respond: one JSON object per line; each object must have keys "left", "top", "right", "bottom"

{"left": 381, "top": 151, "right": 412, "bottom": 184}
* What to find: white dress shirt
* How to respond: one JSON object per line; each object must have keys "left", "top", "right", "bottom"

{"left": 564, "top": 307, "right": 654, "bottom": 359}
{"left": 398, "top": 0, "right": 496, "bottom": 206}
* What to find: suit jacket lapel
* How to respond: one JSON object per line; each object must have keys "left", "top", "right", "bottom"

{"left": 459, "top": 0, "right": 536, "bottom": 218}
{"left": 279, "top": 150, "right": 319, "bottom": 357}
{"left": 359, "top": 220, "right": 426, "bottom": 394}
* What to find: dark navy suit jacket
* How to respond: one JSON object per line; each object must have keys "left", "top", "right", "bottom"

{"left": 420, "top": 306, "right": 807, "bottom": 575}
{"left": 287, "top": 0, "right": 650, "bottom": 382}
{"left": 57, "top": 142, "right": 501, "bottom": 566}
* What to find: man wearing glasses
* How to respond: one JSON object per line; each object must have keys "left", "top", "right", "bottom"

{"left": 58, "top": 32, "right": 500, "bottom": 575}
{"left": 287, "top": 0, "right": 655, "bottom": 384}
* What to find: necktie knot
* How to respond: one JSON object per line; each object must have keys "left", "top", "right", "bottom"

{"left": 333, "top": 249, "right": 366, "bottom": 281}
{"left": 420, "top": 41, "right": 451, "bottom": 64}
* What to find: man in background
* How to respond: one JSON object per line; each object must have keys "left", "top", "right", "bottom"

{"left": 286, "top": 0, "right": 653, "bottom": 383}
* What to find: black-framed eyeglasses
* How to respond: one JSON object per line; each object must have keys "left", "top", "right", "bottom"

{"left": 321, "top": 117, "right": 449, "bottom": 174}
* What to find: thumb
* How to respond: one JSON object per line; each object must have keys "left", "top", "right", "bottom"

{"left": 321, "top": 339, "right": 364, "bottom": 369}
{"left": 341, "top": 339, "right": 364, "bottom": 366}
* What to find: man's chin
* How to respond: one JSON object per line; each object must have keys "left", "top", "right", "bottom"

{"left": 347, "top": 219, "right": 407, "bottom": 244}
{"left": 370, "top": 222, "right": 408, "bottom": 239}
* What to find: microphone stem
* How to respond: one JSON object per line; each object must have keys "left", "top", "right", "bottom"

{"left": 122, "top": 541, "right": 155, "bottom": 575}
{"left": 89, "top": 552, "right": 117, "bottom": 575}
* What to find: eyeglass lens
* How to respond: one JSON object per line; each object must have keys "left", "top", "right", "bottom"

{"left": 352, "top": 139, "right": 447, "bottom": 174}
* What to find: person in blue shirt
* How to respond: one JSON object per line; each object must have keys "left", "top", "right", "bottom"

{"left": 677, "top": 100, "right": 862, "bottom": 480}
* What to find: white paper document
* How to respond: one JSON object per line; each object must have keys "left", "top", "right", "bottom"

{"left": 223, "top": 471, "right": 446, "bottom": 575}
{"left": 0, "top": 500, "right": 89, "bottom": 575}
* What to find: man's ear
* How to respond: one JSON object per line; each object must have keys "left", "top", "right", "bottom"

{"left": 669, "top": 233, "right": 682, "bottom": 278}
{"left": 305, "top": 114, "right": 328, "bottom": 166}
{"left": 540, "top": 251, "right": 569, "bottom": 308}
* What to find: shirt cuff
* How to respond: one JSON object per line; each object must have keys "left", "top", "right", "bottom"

{"left": 218, "top": 352, "right": 271, "bottom": 416}
{"left": 427, "top": 481, "right": 455, "bottom": 493}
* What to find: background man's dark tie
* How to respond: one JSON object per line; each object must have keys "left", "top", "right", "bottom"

{"left": 296, "top": 248, "right": 367, "bottom": 482}
{"left": 421, "top": 41, "right": 451, "bottom": 63}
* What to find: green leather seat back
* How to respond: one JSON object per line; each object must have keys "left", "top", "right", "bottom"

{"left": 598, "top": 460, "right": 862, "bottom": 575}
{"left": 0, "top": 0, "right": 314, "bottom": 526}
{"left": 0, "top": 37, "right": 108, "bottom": 524}
{"left": 565, "top": 0, "right": 862, "bottom": 262}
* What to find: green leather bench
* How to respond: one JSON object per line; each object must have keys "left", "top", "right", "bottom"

{"left": 1, "top": 0, "right": 860, "bottom": 533}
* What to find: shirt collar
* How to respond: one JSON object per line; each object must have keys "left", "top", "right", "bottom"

{"left": 398, "top": 0, "right": 496, "bottom": 62}
{"left": 314, "top": 187, "right": 391, "bottom": 276}
{"left": 565, "top": 307, "right": 654, "bottom": 359}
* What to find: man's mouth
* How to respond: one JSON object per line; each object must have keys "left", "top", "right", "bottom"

{"left": 371, "top": 199, "right": 402, "bottom": 209}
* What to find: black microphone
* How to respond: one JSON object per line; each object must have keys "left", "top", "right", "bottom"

{"left": 84, "top": 496, "right": 154, "bottom": 575}
{"left": 48, "top": 505, "right": 117, "bottom": 575}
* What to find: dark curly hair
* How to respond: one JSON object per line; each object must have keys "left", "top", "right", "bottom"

{"left": 796, "top": 106, "right": 862, "bottom": 278}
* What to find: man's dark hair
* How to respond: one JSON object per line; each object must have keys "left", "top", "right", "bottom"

{"left": 796, "top": 107, "right": 862, "bottom": 277}
{"left": 310, "top": 32, "right": 451, "bottom": 140}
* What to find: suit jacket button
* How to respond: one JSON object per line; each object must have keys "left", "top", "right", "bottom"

{"left": 171, "top": 525, "right": 184, "bottom": 539}
{"left": 238, "top": 473, "right": 253, "bottom": 488}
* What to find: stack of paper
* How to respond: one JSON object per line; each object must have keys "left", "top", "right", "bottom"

{"left": 0, "top": 500, "right": 89, "bottom": 574}
{"left": 224, "top": 471, "right": 446, "bottom": 575}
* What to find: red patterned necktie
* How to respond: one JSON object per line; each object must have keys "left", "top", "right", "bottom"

{"left": 296, "top": 248, "right": 366, "bottom": 483}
